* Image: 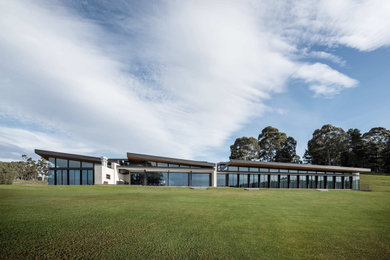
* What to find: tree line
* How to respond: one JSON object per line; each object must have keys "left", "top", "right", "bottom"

{"left": 0, "top": 155, "right": 48, "bottom": 184}
{"left": 230, "top": 124, "right": 390, "bottom": 173}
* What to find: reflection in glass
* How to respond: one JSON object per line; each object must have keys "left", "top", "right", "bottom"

{"left": 82, "top": 162, "right": 93, "bottom": 168}
{"left": 308, "top": 176, "right": 316, "bottom": 188}
{"left": 82, "top": 170, "right": 88, "bottom": 185}
{"left": 147, "top": 172, "right": 167, "bottom": 186}
{"left": 250, "top": 174, "right": 259, "bottom": 188}
{"left": 87, "top": 170, "right": 93, "bottom": 185}
{"left": 62, "top": 170, "right": 68, "bottom": 185}
{"left": 260, "top": 174, "right": 268, "bottom": 188}
{"left": 280, "top": 175, "right": 288, "bottom": 188}
{"left": 299, "top": 175, "right": 307, "bottom": 188}
{"left": 56, "top": 159, "right": 67, "bottom": 168}
{"left": 48, "top": 170, "right": 54, "bottom": 185}
{"left": 169, "top": 173, "right": 188, "bottom": 186}
{"left": 56, "top": 170, "right": 62, "bottom": 185}
{"left": 270, "top": 175, "right": 278, "bottom": 188}
{"left": 48, "top": 158, "right": 55, "bottom": 168}
{"left": 239, "top": 174, "right": 249, "bottom": 187}
{"left": 192, "top": 173, "right": 210, "bottom": 186}
{"left": 335, "top": 176, "right": 342, "bottom": 189}
{"left": 289, "top": 175, "right": 298, "bottom": 188}
{"left": 318, "top": 176, "right": 325, "bottom": 189}
{"left": 131, "top": 173, "right": 144, "bottom": 185}
{"left": 217, "top": 174, "right": 226, "bottom": 186}
{"left": 327, "top": 176, "right": 334, "bottom": 189}
{"left": 69, "top": 160, "right": 80, "bottom": 168}
{"left": 352, "top": 176, "right": 360, "bottom": 190}
{"left": 344, "top": 176, "right": 351, "bottom": 189}
{"left": 229, "top": 174, "right": 238, "bottom": 187}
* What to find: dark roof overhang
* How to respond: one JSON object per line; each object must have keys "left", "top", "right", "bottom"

{"left": 126, "top": 152, "right": 215, "bottom": 167}
{"left": 220, "top": 160, "right": 371, "bottom": 173}
{"left": 35, "top": 149, "right": 101, "bottom": 164}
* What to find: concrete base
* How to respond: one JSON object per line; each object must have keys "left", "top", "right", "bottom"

{"left": 244, "top": 188, "right": 260, "bottom": 191}
{"left": 190, "top": 187, "right": 208, "bottom": 190}
{"left": 316, "top": 189, "right": 329, "bottom": 192}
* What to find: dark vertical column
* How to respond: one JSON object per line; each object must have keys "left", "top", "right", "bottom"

{"left": 278, "top": 175, "right": 280, "bottom": 188}
{"left": 247, "top": 174, "right": 250, "bottom": 188}
{"left": 237, "top": 174, "right": 239, "bottom": 188}
{"left": 287, "top": 175, "right": 290, "bottom": 189}
{"left": 189, "top": 173, "right": 192, "bottom": 186}
{"left": 144, "top": 171, "right": 147, "bottom": 186}
{"left": 54, "top": 158, "right": 57, "bottom": 185}
{"left": 167, "top": 172, "right": 170, "bottom": 186}
{"left": 226, "top": 174, "right": 229, "bottom": 186}
{"left": 306, "top": 175, "right": 309, "bottom": 189}
{"left": 268, "top": 174, "right": 271, "bottom": 188}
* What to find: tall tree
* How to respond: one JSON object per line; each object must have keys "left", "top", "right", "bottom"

{"left": 382, "top": 139, "right": 390, "bottom": 173}
{"left": 362, "top": 127, "right": 390, "bottom": 172}
{"left": 230, "top": 137, "right": 260, "bottom": 160}
{"left": 307, "top": 124, "right": 348, "bottom": 165}
{"left": 341, "top": 128, "right": 366, "bottom": 167}
{"left": 275, "top": 136, "right": 299, "bottom": 163}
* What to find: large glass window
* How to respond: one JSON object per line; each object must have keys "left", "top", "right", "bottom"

{"left": 169, "top": 173, "right": 188, "bottom": 186}
{"left": 280, "top": 175, "right": 288, "bottom": 188}
{"left": 217, "top": 174, "right": 226, "bottom": 186}
{"left": 56, "top": 170, "right": 62, "bottom": 185}
{"left": 192, "top": 173, "right": 210, "bottom": 187}
{"left": 280, "top": 169, "right": 288, "bottom": 173}
{"left": 289, "top": 176, "right": 298, "bottom": 188}
{"left": 270, "top": 168, "right": 279, "bottom": 173}
{"left": 157, "top": 162, "right": 168, "bottom": 167}
{"left": 344, "top": 176, "right": 351, "bottom": 189}
{"left": 250, "top": 167, "right": 258, "bottom": 172}
{"left": 87, "top": 170, "right": 93, "bottom": 184}
{"left": 250, "top": 174, "right": 259, "bottom": 188}
{"left": 318, "top": 176, "right": 325, "bottom": 189}
{"left": 335, "top": 176, "right": 342, "bottom": 189}
{"left": 327, "top": 176, "right": 334, "bottom": 189}
{"left": 56, "top": 159, "right": 68, "bottom": 168}
{"left": 260, "top": 175, "right": 268, "bottom": 188}
{"left": 48, "top": 158, "right": 55, "bottom": 168}
{"left": 260, "top": 168, "right": 268, "bottom": 173}
{"left": 62, "top": 170, "right": 68, "bottom": 185}
{"left": 69, "top": 160, "right": 80, "bottom": 168}
{"left": 131, "top": 173, "right": 145, "bottom": 185}
{"left": 239, "top": 167, "right": 249, "bottom": 172}
{"left": 308, "top": 176, "right": 316, "bottom": 188}
{"left": 228, "top": 174, "right": 238, "bottom": 187}
{"left": 147, "top": 172, "right": 167, "bottom": 186}
{"left": 270, "top": 175, "right": 278, "bottom": 188}
{"left": 82, "top": 162, "right": 93, "bottom": 168}
{"left": 82, "top": 170, "right": 88, "bottom": 185}
{"left": 352, "top": 176, "right": 360, "bottom": 190}
{"left": 299, "top": 175, "right": 307, "bottom": 188}
{"left": 48, "top": 169, "right": 55, "bottom": 185}
{"left": 228, "top": 166, "right": 238, "bottom": 171}
{"left": 239, "top": 174, "right": 249, "bottom": 187}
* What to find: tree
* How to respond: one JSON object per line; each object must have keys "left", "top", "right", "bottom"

{"left": 258, "top": 126, "right": 298, "bottom": 162}
{"left": 21, "top": 155, "right": 38, "bottom": 180}
{"left": 382, "top": 139, "right": 390, "bottom": 173}
{"left": 275, "top": 136, "right": 299, "bottom": 163}
{"left": 0, "top": 162, "right": 18, "bottom": 184}
{"left": 230, "top": 137, "right": 260, "bottom": 160}
{"left": 341, "top": 128, "right": 366, "bottom": 167}
{"left": 306, "top": 124, "right": 348, "bottom": 165}
{"left": 362, "top": 127, "right": 390, "bottom": 172}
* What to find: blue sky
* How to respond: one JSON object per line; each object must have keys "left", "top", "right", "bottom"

{"left": 0, "top": 0, "right": 389, "bottom": 162}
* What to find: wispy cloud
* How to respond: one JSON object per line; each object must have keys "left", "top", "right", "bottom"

{"left": 0, "top": 0, "right": 388, "bottom": 161}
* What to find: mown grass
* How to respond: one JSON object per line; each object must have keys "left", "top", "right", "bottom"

{"left": 1, "top": 175, "right": 389, "bottom": 259}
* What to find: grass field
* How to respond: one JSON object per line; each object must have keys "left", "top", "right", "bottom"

{"left": 1, "top": 174, "right": 389, "bottom": 259}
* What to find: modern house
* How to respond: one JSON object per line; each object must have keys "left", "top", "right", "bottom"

{"left": 35, "top": 149, "right": 370, "bottom": 190}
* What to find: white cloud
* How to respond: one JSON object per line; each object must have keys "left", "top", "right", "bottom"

{"left": 0, "top": 0, "right": 388, "bottom": 161}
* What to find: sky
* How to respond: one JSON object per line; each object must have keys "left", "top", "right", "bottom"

{"left": 0, "top": 0, "right": 390, "bottom": 162}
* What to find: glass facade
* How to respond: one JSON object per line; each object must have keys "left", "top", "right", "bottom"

{"left": 239, "top": 174, "right": 249, "bottom": 187}
{"left": 308, "top": 176, "right": 316, "bottom": 189}
{"left": 299, "top": 175, "right": 307, "bottom": 188}
{"left": 229, "top": 174, "right": 238, "bottom": 187}
{"left": 250, "top": 174, "right": 259, "bottom": 188}
{"left": 260, "top": 175, "right": 268, "bottom": 188}
{"left": 147, "top": 172, "right": 168, "bottom": 186}
{"left": 47, "top": 157, "right": 95, "bottom": 185}
{"left": 169, "top": 173, "right": 189, "bottom": 186}
{"left": 335, "top": 176, "right": 342, "bottom": 189}
{"left": 326, "top": 176, "right": 334, "bottom": 189}
{"left": 318, "top": 176, "right": 325, "bottom": 189}
{"left": 352, "top": 176, "right": 360, "bottom": 190}
{"left": 217, "top": 174, "right": 226, "bottom": 186}
{"left": 270, "top": 175, "right": 278, "bottom": 188}
{"left": 344, "top": 177, "right": 351, "bottom": 189}
{"left": 191, "top": 173, "right": 210, "bottom": 186}
{"left": 289, "top": 175, "right": 298, "bottom": 188}
{"left": 280, "top": 175, "right": 288, "bottom": 188}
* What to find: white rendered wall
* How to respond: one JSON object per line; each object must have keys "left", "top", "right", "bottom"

{"left": 94, "top": 165, "right": 116, "bottom": 184}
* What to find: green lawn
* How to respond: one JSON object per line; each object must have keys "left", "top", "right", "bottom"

{"left": 1, "top": 175, "right": 389, "bottom": 259}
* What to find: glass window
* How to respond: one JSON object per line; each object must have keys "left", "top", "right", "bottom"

{"left": 352, "top": 176, "right": 360, "bottom": 190}
{"left": 250, "top": 167, "right": 258, "bottom": 172}
{"left": 62, "top": 170, "right": 68, "bottom": 185}
{"left": 82, "top": 162, "right": 93, "bottom": 168}
{"left": 217, "top": 174, "right": 226, "bottom": 186}
{"left": 289, "top": 175, "right": 298, "bottom": 188}
{"left": 157, "top": 162, "right": 168, "bottom": 167}
{"left": 250, "top": 174, "right": 259, "bottom": 188}
{"left": 56, "top": 159, "right": 67, "bottom": 168}
{"left": 69, "top": 160, "right": 80, "bottom": 168}
{"left": 318, "top": 176, "right": 325, "bottom": 189}
{"left": 299, "top": 175, "right": 307, "bottom": 188}
{"left": 260, "top": 174, "right": 268, "bottom": 188}
{"left": 289, "top": 169, "right": 298, "bottom": 173}
{"left": 131, "top": 172, "right": 145, "bottom": 185}
{"left": 308, "top": 171, "right": 316, "bottom": 174}
{"left": 82, "top": 170, "right": 88, "bottom": 185}
{"left": 69, "top": 170, "right": 76, "bottom": 185}
{"left": 192, "top": 173, "right": 210, "bottom": 187}
{"left": 48, "top": 169, "right": 55, "bottom": 185}
{"left": 239, "top": 174, "right": 249, "bottom": 187}
{"left": 335, "top": 176, "right": 342, "bottom": 189}
{"left": 270, "top": 175, "right": 278, "bottom": 188}
{"left": 147, "top": 172, "right": 167, "bottom": 186}
{"left": 239, "top": 167, "right": 249, "bottom": 172}
{"left": 317, "top": 171, "right": 325, "bottom": 175}
{"left": 228, "top": 174, "right": 238, "bottom": 187}
{"left": 280, "top": 175, "right": 288, "bottom": 188}
{"left": 280, "top": 169, "right": 288, "bottom": 173}
{"left": 180, "top": 165, "right": 190, "bottom": 168}
{"left": 270, "top": 168, "right": 279, "bottom": 173}
{"left": 48, "top": 158, "right": 55, "bottom": 168}
{"left": 228, "top": 166, "right": 238, "bottom": 171}
{"left": 149, "top": 162, "right": 157, "bottom": 167}
{"left": 327, "top": 176, "right": 334, "bottom": 189}
{"left": 56, "top": 170, "right": 62, "bottom": 185}
{"left": 260, "top": 168, "right": 269, "bottom": 172}
{"left": 87, "top": 170, "right": 93, "bottom": 185}
{"left": 169, "top": 164, "right": 179, "bottom": 168}
{"left": 308, "top": 176, "right": 316, "bottom": 188}
{"left": 169, "top": 173, "right": 188, "bottom": 186}
{"left": 344, "top": 176, "right": 351, "bottom": 189}
{"left": 298, "top": 170, "right": 307, "bottom": 174}
{"left": 69, "top": 169, "right": 80, "bottom": 185}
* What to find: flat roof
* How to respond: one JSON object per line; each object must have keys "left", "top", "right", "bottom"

{"left": 35, "top": 149, "right": 101, "bottom": 164}
{"left": 127, "top": 152, "right": 215, "bottom": 167}
{"left": 220, "top": 160, "right": 371, "bottom": 173}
